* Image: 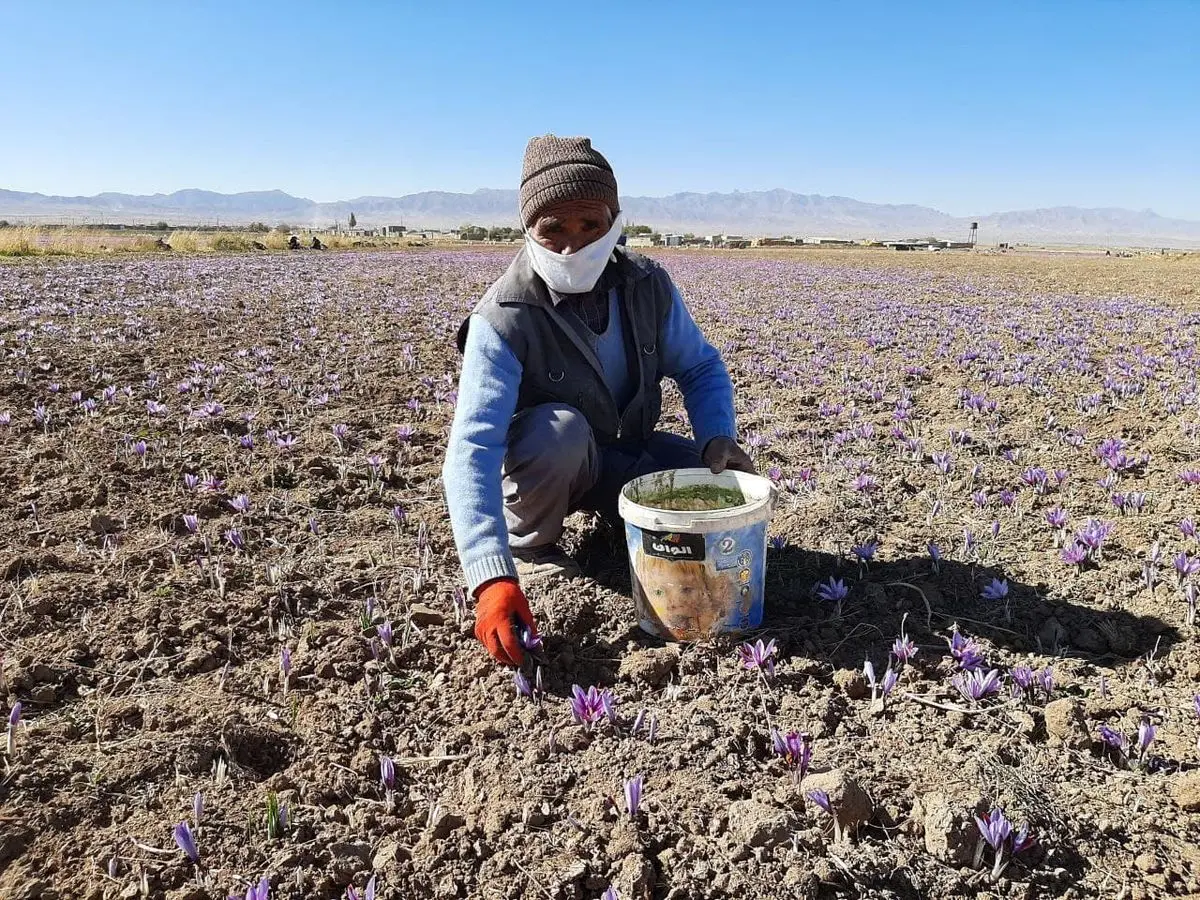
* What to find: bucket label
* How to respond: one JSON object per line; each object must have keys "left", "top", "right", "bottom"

{"left": 643, "top": 530, "right": 706, "bottom": 562}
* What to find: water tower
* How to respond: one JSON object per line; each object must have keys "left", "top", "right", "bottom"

{"left": 969, "top": 222, "right": 978, "bottom": 245}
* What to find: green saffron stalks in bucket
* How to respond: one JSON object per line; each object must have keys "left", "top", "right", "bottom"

{"left": 637, "top": 483, "right": 746, "bottom": 511}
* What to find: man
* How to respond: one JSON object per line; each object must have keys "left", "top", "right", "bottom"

{"left": 443, "top": 135, "right": 754, "bottom": 667}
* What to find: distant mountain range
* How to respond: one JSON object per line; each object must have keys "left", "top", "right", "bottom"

{"left": 3, "top": 186, "right": 1199, "bottom": 247}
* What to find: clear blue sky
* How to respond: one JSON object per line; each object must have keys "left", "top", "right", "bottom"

{"left": 3, "top": 0, "right": 1198, "bottom": 218}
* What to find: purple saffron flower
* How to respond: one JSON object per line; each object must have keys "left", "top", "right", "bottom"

{"left": 201, "top": 474, "right": 225, "bottom": 494}
{"left": 1098, "top": 725, "right": 1128, "bottom": 753}
{"left": 280, "top": 647, "right": 291, "bottom": 680}
{"left": 1061, "top": 543, "right": 1088, "bottom": 566}
{"left": 391, "top": 505, "right": 406, "bottom": 526}
{"left": 224, "top": 528, "right": 245, "bottom": 550}
{"left": 1137, "top": 719, "right": 1156, "bottom": 756}
{"left": 1194, "top": 695, "right": 1200, "bottom": 719}
{"left": 1180, "top": 518, "right": 1197, "bottom": 540}
{"left": 514, "top": 670, "right": 533, "bottom": 698}
{"left": 228, "top": 494, "right": 251, "bottom": 514}
{"left": 377, "top": 621, "right": 394, "bottom": 648}
{"left": 1011, "top": 824, "right": 1036, "bottom": 855}
{"left": 601, "top": 888, "right": 619, "bottom": 900}
{"left": 1182, "top": 469, "right": 1200, "bottom": 485}
{"left": 623, "top": 775, "right": 644, "bottom": 817}
{"left": 184, "top": 473, "right": 200, "bottom": 491}
{"left": 806, "top": 789, "right": 834, "bottom": 816}
{"left": 380, "top": 755, "right": 395, "bottom": 791}
{"left": 851, "top": 541, "right": 879, "bottom": 563}
{"left": 737, "top": 638, "right": 778, "bottom": 678}
{"left": 1174, "top": 552, "right": 1199, "bottom": 580}
{"left": 880, "top": 667, "right": 899, "bottom": 697}
{"left": 1010, "top": 665, "right": 1034, "bottom": 692}
{"left": 520, "top": 628, "right": 543, "bottom": 653}
{"left": 892, "top": 632, "right": 918, "bottom": 664}
{"left": 345, "top": 876, "right": 377, "bottom": 900}
{"left": 927, "top": 542, "right": 943, "bottom": 571}
{"left": 953, "top": 669, "right": 1002, "bottom": 702}
{"left": 816, "top": 577, "right": 849, "bottom": 604}
{"left": 5, "top": 701, "right": 19, "bottom": 755}
{"left": 975, "top": 808, "right": 1013, "bottom": 851}
{"left": 980, "top": 578, "right": 1009, "bottom": 602}
{"left": 1045, "top": 506, "right": 1068, "bottom": 529}
{"left": 232, "top": 877, "right": 271, "bottom": 900}
{"left": 183, "top": 513, "right": 199, "bottom": 534}
{"left": 193, "top": 791, "right": 204, "bottom": 825}
{"left": 173, "top": 821, "right": 200, "bottom": 863}
{"left": 1037, "top": 666, "right": 1054, "bottom": 698}
{"left": 947, "top": 630, "right": 986, "bottom": 671}
{"left": 569, "top": 685, "right": 615, "bottom": 729}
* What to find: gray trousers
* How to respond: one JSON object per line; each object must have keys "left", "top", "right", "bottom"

{"left": 502, "top": 403, "right": 702, "bottom": 550}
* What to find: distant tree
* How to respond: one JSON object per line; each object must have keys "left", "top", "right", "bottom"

{"left": 487, "top": 226, "right": 521, "bottom": 241}
{"left": 650, "top": 232, "right": 662, "bottom": 245}
{"left": 459, "top": 224, "right": 488, "bottom": 241}
{"left": 247, "top": 222, "right": 270, "bottom": 233}
{"left": 349, "top": 212, "right": 357, "bottom": 228}
{"left": 153, "top": 221, "right": 169, "bottom": 231}
{"left": 0, "top": 220, "right": 9, "bottom": 229}
{"left": 622, "top": 224, "right": 653, "bottom": 236}
{"left": 275, "top": 223, "right": 293, "bottom": 234}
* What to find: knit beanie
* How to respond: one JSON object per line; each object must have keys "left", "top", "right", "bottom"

{"left": 519, "top": 135, "right": 619, "bottom": 228}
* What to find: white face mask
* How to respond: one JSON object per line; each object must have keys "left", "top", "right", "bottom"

{"left": 524, "top": 215, "right": 623, "bottom": 294}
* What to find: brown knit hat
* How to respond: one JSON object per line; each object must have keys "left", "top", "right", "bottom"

{"left": 519, "top": 135, "right": 619, "bottom": 228}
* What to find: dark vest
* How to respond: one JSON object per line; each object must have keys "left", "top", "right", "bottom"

{"left": 457, "top": 246, "right": 674, "bottom": 448}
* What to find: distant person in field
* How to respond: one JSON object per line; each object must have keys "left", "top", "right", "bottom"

{"left": 443, "top": 134, "right": 753, "bottom": 666}
{"left": 311, "top": 236, "right": 325, "bottom": 250}
{"left": 287, "top": 234, "right": 301, "bottom": 250}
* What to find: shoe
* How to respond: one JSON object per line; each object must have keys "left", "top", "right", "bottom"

{"left": 513, "top": 544, "right": 582, "bottom": 582}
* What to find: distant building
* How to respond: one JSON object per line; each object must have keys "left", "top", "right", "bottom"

{"left": 661, "top": 233, "right": 683, "bottom": 247}
{"left": 382, "top": 225, "right": 407, "bottom": 237}
{"left": 627, "top": 234, "right": 655, "bottom": 248}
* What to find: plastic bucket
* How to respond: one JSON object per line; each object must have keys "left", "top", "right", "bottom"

{"left": 617, "top": 468, "right": 776, "bottom": 641}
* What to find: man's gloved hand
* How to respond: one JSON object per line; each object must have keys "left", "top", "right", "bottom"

{"left": 702, "top": 436, "right": 757, "bottom": 475}
{"left": 474, "top": 577, "right": 538, "bottom": 666}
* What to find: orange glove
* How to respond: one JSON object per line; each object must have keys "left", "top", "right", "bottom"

{"left": 474, "top": 578, "right": 538, "bottom": 666}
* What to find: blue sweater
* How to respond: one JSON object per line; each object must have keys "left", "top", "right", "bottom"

{"left": 443, "top": 277, "right": 737, "bottom": 591}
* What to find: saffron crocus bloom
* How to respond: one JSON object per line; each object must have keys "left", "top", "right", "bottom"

{"left": 737, "top": 638, "right": 778, "bottom": 678}
{"left": 880, "top": 667, "right": 899, "bottom": 697}
{"left": 953, "top": 669, "right": 1002, "bottom": 702}
{"left": 1011, "top": 824, "right": 1036, "bottom": 854}
{"left": 193, "top": 791, "right": 204, "bottom": 825}
{"left": 345, "top": 875, "right": 377, "bottom": 900}
{"left": 1037, "top": 666, "right": 1054, "bottom": 698}
{"left": 806, "top": 789, "right": 834, "bottom": 816}
{"left": 974, "top": 808, "right": 1013, "bottom": 851}
{"left": 1045, "top": 506, "right": 1068, "bottom": 529}
{"left": 228, "top": 494, "right": 251, "bottom": 514}
{"left": 1010, "top": 666, "right": 1034, "bottom": 692}
{"left": 514, "top": 670, "right": 533, "bottom": 698}
{"left": 377, "top": 621, "right": 394, "bottom": 648}
{"left": 623, "top": 775, "right": 644, "bottom": 817}
{"left": 980, "top": 578, "right": 1009, "bottom": 601}
{"left": 851, "top": 541, "right": 879, "bottom": 563}
{"left": 602, "top": 888, "right": 620, "bottom": 900}
{"left": 183, "top": 514, "right": 199, "bottom": 533}
{"left": 173, "top": 821, "right": 200, "bottom": 863}
{"left": 947, "top": 630, "right": 986, "bottom": 671}
{"left": 225, "top": 528, "right": 245, "bottom": 550}
{"left": 1098, "top": 725, "right": 1128, "bottom": 753}
{"left": 184, "top": 473, "right": 200, "bottom": 491}
{"left": 1060, "top": 544, "right": 1088, "bottom": 566}
{"left": 892, "top": 632, "right": 918, "bottom": 664}
{"left": 569, "top": 685, "right": 615, "bottom": 729}
{"left": 1137, "top": 719, "right": 1156, "bottom": 756}
{"left": 280, "top": 647, "right": 291, "bottom": 680}
{"left": 520, "top": 628, "right": 543, "bottom": 653}
{"left": 1180, "top": 518, "right": 1197, "bottom": 540}
{"left": 770, "top": 729, "right": 813, "bottom": 778}
{"left": 816, "top": 577, "right": 849, "bottom": 604}
{"left": 1174, "top": 553, "right": 1200, "bottom": 580}
{"left": 927, "top": 542, "right": 943, "bottom": 571}
{"left": 380, "top": 755, "right": 395, "bottom": 791}
{"left": 6, "top": 701, "right": 20, "bottom": 754}
{"left": 232, "top": 877, "right": 271, "bottom": 900}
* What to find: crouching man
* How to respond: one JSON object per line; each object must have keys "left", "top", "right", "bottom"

{"left": 443, "top": 134, "right": 753, "bottom": 666}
